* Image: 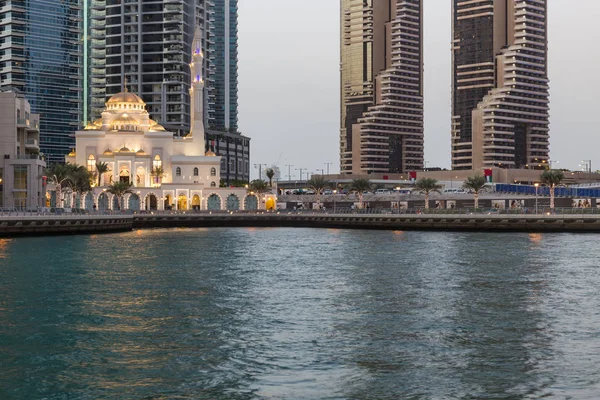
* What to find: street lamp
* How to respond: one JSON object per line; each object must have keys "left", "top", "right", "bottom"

{"left": 316, "top": 168, "right": 324, "bottom": 175}
{"left": 534, "top": 183, "right": 539, "bottom": 214}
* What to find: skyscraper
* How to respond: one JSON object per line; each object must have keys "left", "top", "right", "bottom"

{"left": 451, "top": 0, "right": 549, "bottom": 170}
{"left": 340, "top": 0, "right": 424, "bottom": 175}
{"left": 0, "top": 0, "right": 83, "bottom": 164}
{"left": 207, "top": 0, "right": 238, "bottom": 131}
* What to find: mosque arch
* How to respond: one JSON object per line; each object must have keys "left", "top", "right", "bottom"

{"left": 244, "top": 194, "right": 258, "bottom": 211}
{"left": 144, "top": 192, "right": 158, "bottom": 210}
{"left": 177, "top": 193, "right": 188, "bottom": 211}
{"left": 207, "top": 194, "right": 221, "bottom": 210}
{"left": 226, "top": 194, "right": 240, "bottom": 211}
{"left": 98, "top": 193, "right": 109, "bottom": 211}
{"left": 192, "top": 194, "right": 201, "bottom": 210}
{"left": 164, "top": 193, "right": 174, "bottom": 210}
{"left": 210, "top": 167, "right": 216, "bottom": 176}
{"left": 128, "top": 194, "right": 141, "bottom": 211}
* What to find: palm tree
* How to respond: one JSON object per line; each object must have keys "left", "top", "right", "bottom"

{"left": 414, "top": 178, "right": 442, "bottom": 210}
{"left": 349, "top": 178, "right": 372, "bottom": 209}
{"left": 106, "top": 181, "right": 134, "bottom": 210}
{"left": 69, "top": 165, "right": 93, "bottom": 208}
{"left": 306, "top": 175, "right": 330, "bottom": 206}
{"left": 462, "top": 175, "right": 487, "bottom": 209}
{"left": 95, "top": 161, "right": 109, "bottom": 187}
{"left": 265, "top": 168, "right": 275, "bottom": 187}
{"left": 541, "top": 170, "right": 565, "bottom": 209}
{"left": 45, "top": 163, "right": 73, "bottom": 208}
{"left": 150, "top": 165, "right": 165, "bottom": 186}
{"left": 248, "top": 179, "right": 270, "bottom": 196}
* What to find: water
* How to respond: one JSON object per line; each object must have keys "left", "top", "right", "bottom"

{"left": 1, "top": 228, "right": 600, "bottom": 399}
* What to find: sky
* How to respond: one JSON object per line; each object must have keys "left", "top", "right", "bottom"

{"left": 238, "top": 1, "right": 600, "bottom": 180}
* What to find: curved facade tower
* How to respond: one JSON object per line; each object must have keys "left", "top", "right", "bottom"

{"left": 340, "top": 0, "right": 424, "bottom": 175}
{"left": 451, "top": 0, "right": 549, "bottom": 170}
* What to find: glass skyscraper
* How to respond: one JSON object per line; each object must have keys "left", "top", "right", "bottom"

{"left": 0, "top": 0, "right": 83, "bottom": 164}
{"left": 207, "top": 0, "right": 238, "bottom": 131}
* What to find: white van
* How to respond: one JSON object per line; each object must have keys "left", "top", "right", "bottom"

{"left": 375, "top": 189, "right": 390, "bottom": 194}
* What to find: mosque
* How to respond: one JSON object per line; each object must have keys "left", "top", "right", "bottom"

{"left": 62, "top": 28, "right": 258, "bottom": 211}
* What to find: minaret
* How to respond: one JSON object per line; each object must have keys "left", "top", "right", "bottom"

{"left": 189, "top": 27, "right": 205, "bottom": 139}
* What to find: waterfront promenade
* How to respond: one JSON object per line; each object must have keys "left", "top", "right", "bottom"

{"left": 3, "top": 209, "right": 600, "bottom": 236}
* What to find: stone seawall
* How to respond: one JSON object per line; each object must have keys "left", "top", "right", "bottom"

{"left": 133, "top": 213, "right": 600, "bottom": 233}
{"left": 0, "top": 215, "right": 133, "bottom": 237}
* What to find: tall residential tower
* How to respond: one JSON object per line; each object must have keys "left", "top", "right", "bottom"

{"left": 451, "top": 0, "right": 549, "bottom": 170}
{"left": 207, "top": 0, "right": 238, "bottom": 131}
{"left": 0, "top": 0, "right": 83, "bottom": 164}
{"left": 340, "top": 0, "right": 424, "bottom": 175}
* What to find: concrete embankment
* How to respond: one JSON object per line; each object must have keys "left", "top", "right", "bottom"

{"left": 0, "top": 215, "right": 133, "bottom": 237}
{"left": 133, "top": 213, "right": 600, "bottom": 233}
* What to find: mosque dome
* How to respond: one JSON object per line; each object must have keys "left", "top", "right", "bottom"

{"left": 93, "top": 118, "right": 103, "bottom": 127}
{"left": 136, "top": 149, "right": 147, "bottom": 155}
{"left": 67, "top": 150, "right": 76, "bottom": 157}
{"left": 103, "top": 149, "right": 113, "bottom": 155}
{"left": 118, "top": 146, "right": 132, "bottom": 153}
{"left": 148, "top": 120, "right": 166, "bottom": 132}
{"left": 205, "top": 150, "right": 216, "bottom": 156}
{"left": 106, "top": 91, "right": 145, "bottom": 105}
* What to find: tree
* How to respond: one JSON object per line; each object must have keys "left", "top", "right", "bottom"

{"left": 541, "top": 170, "right": 565, "bottom": 209}
{"left": 349, "top": 178, "right": 372, "bottom": 209}
{"left": 414, "top": 178, "right": 442, "bottom": 210}
{"left": 462, "top": 175, "right": 487, "bottom": 209}
{"left": 307, "top": 175, "right": 330, "bottom": 206}
{"left": 45, "top": 163, "right": 74, "bottom": 208}
{"left": 106, "top": 181, "right": 134, "bottom": 210}
{"left": 248, "top": 179, "right": 270, "bottom": 196}
{"left": 96, "top": 161, "right": 109, "bottom": 187}
{"left": 69, "top": 165, "right": 93, "bottom": 207}
{"left": 150, "top": 165, "right": 165, "bottom": 185}
{"left": 265, "top": 168, "right": 275, "bottom": 187}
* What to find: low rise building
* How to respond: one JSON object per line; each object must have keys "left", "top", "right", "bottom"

{"left": 0, "top": 91, "right": 46, "bottom": 209}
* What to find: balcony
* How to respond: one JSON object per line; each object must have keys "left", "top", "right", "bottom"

{"left": 25, "top": 139, "right": 39, "bottom": 150}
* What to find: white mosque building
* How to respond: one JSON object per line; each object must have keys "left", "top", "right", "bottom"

{"left": 62, "top": 28, "right": 259, "bottom": 212}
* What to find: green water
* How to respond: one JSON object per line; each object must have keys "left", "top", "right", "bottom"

{"left": 1, "top": 228, "right": 600, "bottom": 399}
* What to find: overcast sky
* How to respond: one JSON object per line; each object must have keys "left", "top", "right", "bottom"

{"left": 238, "top": 1, "right": 600, "bottom": 180}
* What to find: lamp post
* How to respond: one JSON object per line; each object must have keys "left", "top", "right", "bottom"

{"left": 254, "top": 164, "right": 267, "bottom": 181}
{"left": 316, "top": 168, "right": 324, "bottom": 175}
{"left": 534, "top": 183, "right": 539, "bottom": 214}
{"left": 324, "top": 162, "right": 333, "bottom": 175}
{"left": 285, "top": 164, "right": 293, "bottom": 182}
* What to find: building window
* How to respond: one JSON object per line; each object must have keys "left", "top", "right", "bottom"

{"left": 211, "top": 181, "right": 216, "bottom": 187}
{"left": 193, "top": 167, "right": 199, "bottom": 176}
{"left": 210, "top": 167, "right": 216, "bottom": 176}
{"left": 13, "top": 165, "right": 27, "bottom": 190}
{"left": 176, "top": 167, "right": 181, "bottom": 176}
{"left": 153, "top": 155, "right": 162, "bottom": 169}
{"left": 87, "top": 154, "right": 95, "bottom": 173}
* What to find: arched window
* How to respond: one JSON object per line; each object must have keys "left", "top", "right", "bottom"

{"left": 193, "top": 167, "right": 199, "bottom": 176}
{"left": 87, "top": 154, "right": 95, "bottom": 173}
{"left": 153, "top": 155, "right": 162, "bottom": 169}
{"left": 176, "top": 167, "right": 181, "bottom": 176}
{"left": 210, "top": 167, "right": 216, "bottom": 176}
{"left": 211, "top": 181, "right": 216, "bottom": 187}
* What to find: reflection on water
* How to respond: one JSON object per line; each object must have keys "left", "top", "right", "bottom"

{"left": 1, "top": 229, "right": 600, "bottom": 399}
